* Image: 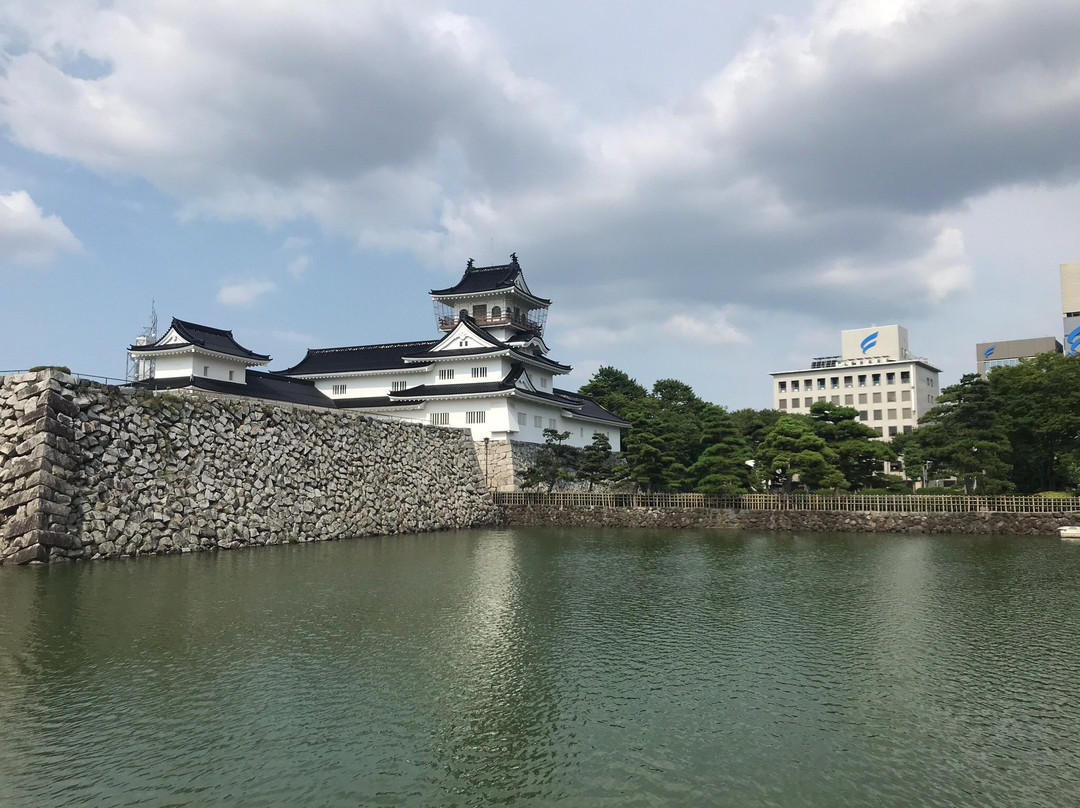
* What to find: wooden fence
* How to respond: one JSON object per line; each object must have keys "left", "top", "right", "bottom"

{"left": 494, "top": 492, "right": 1080, "bottom": 514}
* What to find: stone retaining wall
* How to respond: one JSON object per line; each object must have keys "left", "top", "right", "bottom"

{"left": 502, "top": 504, "right": 1074, "bottom": 536}
{"left": 1, "top": 371, "right": 498, "bottom": 564}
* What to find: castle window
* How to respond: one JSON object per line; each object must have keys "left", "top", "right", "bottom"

{"left": 430, "top": 412, "right": 450, "bottom": 426}
{"left": 466, "top": 411, "right": 485, "bottom": 424}
{"left": 332, "top": 384, "right": 347, "bottom": 396}
{"left": 540, "top": 377, "right": 548, "bottom": 388}
{"left": 203, "top": 366, "right": 209, "bottom": 377}
{"left": 459, "top": 309, "right": 468, "bottom": 320}
{"left": 439, "top": 369, "right": 454, "bottom": 381}
{"left": 471, "top": 367, "right": 487, "bottom": 378}
{"left": 472, "top": 304, "right": 487, "bottom": 321}
{"left": 534, "top": 415, "right": 543, "bottom": 428}
{"left": 228, "top": 370, "right": 234, "bottom": 381}
{"left": 518, "top": 412, "right": 526, "bottom": 426}
{"left": 548, "top": 418, "right": 556, "bottom": 429}
{"left": 391, "top": 381, "right": 407, "bottom": 391}
{"left": 491, "top": 306, "right": 501, "bottom": 319}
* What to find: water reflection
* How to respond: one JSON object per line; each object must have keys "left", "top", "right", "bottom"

{"left": 1, "top": 531, "right": 1079, "bottom": 807}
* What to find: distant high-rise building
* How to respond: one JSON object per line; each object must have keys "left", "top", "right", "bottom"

{"left": 975, "top": 337, "right": 1062, "bottom": 378}
{"left": 1060, "top": 262, "right": 1080, "bottom": 354}
{"left": 769, "top": 325, "right": 940, "bottom": 451}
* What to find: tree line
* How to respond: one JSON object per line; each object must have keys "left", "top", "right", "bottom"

{"left": 528, "top": 367, "right": 898, "bottom": 494}
{"left": 541, "top": 353, "right": 1080, "bottom": 496}
{"left": 894, "top": 352, "right": 1080, "bottom": 494}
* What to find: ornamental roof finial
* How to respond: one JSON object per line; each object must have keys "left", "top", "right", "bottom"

{"left": 510, "top": 252, "right": 518, "bottom": 265}
{"left": 467, "top": 258, "right": 474, "bottom": 269}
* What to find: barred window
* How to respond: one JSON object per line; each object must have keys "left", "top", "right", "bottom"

{"left": 466, "top": 411, "right": 485, "bottom": 424}
{"left": 332, "top": 383, "right": 347, "bottom": 395}
{"left": 534, "top": 416, "right": 543, "bottom": 428}
{"left": 438, "top": 369, "right": 454, "bottom": 380}
{"left": 471, "top": 367, "right": 487, "bottom": 378}
{"left": 430, "top": 412, "right": 450, "bottom": 426}
{"left": 390, "top": 380, "right": 407, "bottom": 391}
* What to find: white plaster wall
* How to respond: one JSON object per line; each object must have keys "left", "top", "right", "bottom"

{"left": 149, "top": 354, "right": 194, "bottom": 379}
{"left": 509, "top": 400, "right": 620, "bottom": 450}
{"left": 148, "top": 352, "right": 249, "bottom": 383}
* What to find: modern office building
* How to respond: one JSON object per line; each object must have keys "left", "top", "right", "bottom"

{"left": 1061, "top": 261, "right": 1080, "bottom": 355}
{"left": 975, "top": 337, "right": 1062, "bottom": 378}
{"left": 769, "top": 325, "right": 940, "bottom": 441}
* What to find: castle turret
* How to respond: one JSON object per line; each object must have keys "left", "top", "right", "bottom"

{"left": 430, "top": 254, "right": 550, "bottom": 345}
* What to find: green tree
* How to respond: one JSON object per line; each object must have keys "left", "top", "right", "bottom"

{"left": 808, "top": 401, "right": 895, "bottom": 490}
{"left": 988, "top": 352, "right": 1080, "bottom": 492}
{"left": 730, "top": 408, "right": 785, "bottom": 454}
{"left": 577, "top": 366, "right": 648, "bottom": 419}
{"left": 904, "top": 374, "right": 1013, "bottom": 494}
{"left": 577, "top": 431, "right": 620, "bottom": 491}
{"left": 756, "top": 415, "right": 846, "bottom": 493}
{"left": 620, "top": 399, "right": 687, "bottom": 492}
{"left": 521, "top": 429, "right": 580, "bottom": 492}
{"left": 689, "top": 405, "right": 752, "bottom": 494}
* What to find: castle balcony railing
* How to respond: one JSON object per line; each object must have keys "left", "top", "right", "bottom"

{"left": 437, "top": 311, "right": 545, "bottom": 334}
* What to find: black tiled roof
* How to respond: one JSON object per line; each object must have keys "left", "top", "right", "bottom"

{"left": 555, "top": 388, "right": 632, "bottom": 426}
{"left": 402, "top": 347, "right": 504, "bottom": 360}
{"left": 390, "top": 380, "right": 514, "bottom": 399}
{"left": 133, "top": 371, "right": 333, "bottom": 408}
{"left": 430, "top": 255, "right": 551, "bottom": 304}
{"left": 130, "top": 318, "right": 270, "bottom": 362}
{"left": 336, "top": 396, "right": 423, "bottom": 409}
{"left": 278, "top": 340, "right": 438, "bottom": 375}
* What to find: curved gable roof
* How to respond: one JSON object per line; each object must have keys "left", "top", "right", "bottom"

{"left": 430, "top": 255, "right": 551, "bottom": 305}
{"left": 130, "top": 318, "right": 270, "bottom": 362}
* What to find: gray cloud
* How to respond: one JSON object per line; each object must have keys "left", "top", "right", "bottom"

{"left": 2, "top": 0, "right": 1079, "bottom": 368}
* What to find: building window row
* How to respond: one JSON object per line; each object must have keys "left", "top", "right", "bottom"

{"left": 390, "top": 380, "right": 407, "bottom": 391}
{"left": 430, "top": 412, "right": 450, "bottom": 426}
{"left": 438, "top": 369, "right": 455, "bottom": 381}
{"left": 332, "top": 383, "right": 347, "bottom": 396}
{"left": 471, "top": 367, "right": 487, "bottom": 378}
{"left": 781, "top": 369, "right": 918, "bottom": 395}
{"left": 466, "top": 411, "right": 485, "bottom": 424}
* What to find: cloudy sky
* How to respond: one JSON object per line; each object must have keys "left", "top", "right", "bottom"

{"left": 1, "top": 0, "right": 1078, "bottom": 408}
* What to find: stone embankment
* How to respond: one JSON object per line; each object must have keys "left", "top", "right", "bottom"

{"left": 1, "top": 370, "right": 498, "bottom": 564}
{"left": 503, "top": 505, "right": 1075, "bottom": 536}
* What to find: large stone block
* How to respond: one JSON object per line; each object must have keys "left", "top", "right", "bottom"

{"left": 9, "top": 543, "right": 48, "bottom": 564}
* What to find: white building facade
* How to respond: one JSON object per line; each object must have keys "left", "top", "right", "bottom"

{"left": 770, "top": 325, "right": 940, "bottom": 443}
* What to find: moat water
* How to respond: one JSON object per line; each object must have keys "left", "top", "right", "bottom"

{"left": 1, "top": 528, "right": 1079, "bottom": 807}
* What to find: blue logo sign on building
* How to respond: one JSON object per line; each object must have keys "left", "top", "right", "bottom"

{"left": 1068, "top": 325, "right": 1080, "bottom": 354}
{"left": 860, "top": 331, "right": 878, "bottom": 354}
{"left": 984, "top": 346, "right": 995, "bottom": 358}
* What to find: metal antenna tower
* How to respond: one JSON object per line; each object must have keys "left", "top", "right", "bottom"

{"left": 126, "top": 301, "right": 159, "bottom": 382}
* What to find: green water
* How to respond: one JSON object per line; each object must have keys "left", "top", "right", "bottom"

{"left": 1, "top": 528, "right": 1079, "bottom": 807}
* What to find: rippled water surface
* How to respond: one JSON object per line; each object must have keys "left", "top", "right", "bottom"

{"left": 2, "top": 529, "right": 1080, "bottom": 807}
